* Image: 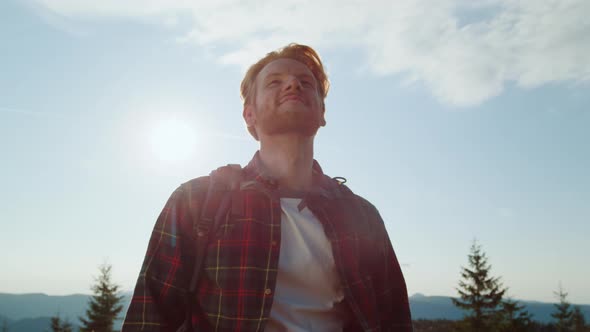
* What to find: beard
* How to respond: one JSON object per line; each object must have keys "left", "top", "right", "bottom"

{"left": 256, "top": 101, "right": 323, "bottom": 137}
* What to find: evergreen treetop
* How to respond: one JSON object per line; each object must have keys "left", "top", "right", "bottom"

{"left": 79, "top": 263, "right": 124, "bottom": 332}
{"left": 453, "top": 240, "right": 508, "bottom": 332}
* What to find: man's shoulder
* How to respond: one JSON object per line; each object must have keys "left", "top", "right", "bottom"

{"left": 329, "top": 180, "right": 381, "bottom": 218}
{"left": 178, "top": 175, "right": 212, "bottom": 195}
{"left": 176, "top": 163, "right": 243, "bottom": 196}
{"left": 351, "top": 192, "right": 376, "bottom": 211}
{"left": 319, "top": 174, "right": 372, "bottom": 206}
{"left": 181, "top": 175, "right": 212, "bottom": 186}
{"left": 351, "top": 191, "right": 380, "bottom": 218}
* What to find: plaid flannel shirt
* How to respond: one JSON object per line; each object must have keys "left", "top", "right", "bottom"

{"left": 122, "top": 153, "right": 412, "bottom": 332}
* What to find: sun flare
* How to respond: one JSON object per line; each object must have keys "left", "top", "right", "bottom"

{"left": 148, "top": 117, "right": 197, "bottom": 162}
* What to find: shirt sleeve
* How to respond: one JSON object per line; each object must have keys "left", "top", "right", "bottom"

{"left": 364, "top": 200, "right": 414, "bottom": 332}
{"left": 122, "top": 183, "right": 198, "bottom": 332}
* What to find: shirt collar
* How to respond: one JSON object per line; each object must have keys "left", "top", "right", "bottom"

{"left": 242, "top": 151, "right": 340, "bottom": 198}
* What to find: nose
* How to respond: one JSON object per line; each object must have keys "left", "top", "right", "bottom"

{"left": 284, "top": 75, "right": 302, "bottom": 91}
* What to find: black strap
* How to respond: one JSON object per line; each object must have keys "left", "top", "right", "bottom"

{"left": 178, "top": 164, "right": 243, "bottom": 332}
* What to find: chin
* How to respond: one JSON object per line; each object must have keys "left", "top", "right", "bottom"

{"left": 258, "top": 111, "right": 322, "bottom": 137}
{"left": 278, "top": 125, "right": 320, "bottom": 137}
{"left": 261, "top": 124, "right": 320, "bottom": 138}
{"left": 279, "top": 105, "right": 309, "bottom": 114}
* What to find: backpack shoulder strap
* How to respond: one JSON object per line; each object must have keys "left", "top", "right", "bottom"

{"left": 178, "top": 164, "right": 243, "bottom": 332}
{"left": 188, "top": 164, "right": 243, "bottom": 292}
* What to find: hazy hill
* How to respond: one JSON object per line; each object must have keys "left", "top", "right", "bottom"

{"left": 0, "top": 292, "right": 131, "bottom": 332}
{"left": 410, "top": 293, "right": 464, "bottom": 320}
{"left": 1, "top": 292, "right": 589, "bottom": 331}
{"left": 409, "top": 293, "right": 590, "bottom": 323}
{"left": 0, "top": 293, "right": 89, "bottom": 321}
{"left": 4, "top": 317, "right": 80, "bottom": 332}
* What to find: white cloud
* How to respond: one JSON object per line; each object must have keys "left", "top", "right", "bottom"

{"left": 32, "top": 0, "right": 590, "bottom": 106}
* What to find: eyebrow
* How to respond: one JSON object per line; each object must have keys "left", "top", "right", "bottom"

{"left": 264, "top": 73, "right": 315, "bottom": 81}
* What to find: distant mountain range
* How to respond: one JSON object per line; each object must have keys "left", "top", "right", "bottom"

{"left": 1, "top": 292, "right": 589, "bottom": 332}
{"left": 409, "top": 293, "right": 590, "bottom": 323}
{"left": 0, "top": 292, "right": 131, "bottom": 332}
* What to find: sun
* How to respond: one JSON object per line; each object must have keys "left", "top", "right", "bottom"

{"left": 148, "top": 117, "right": 197, "bottom": 163}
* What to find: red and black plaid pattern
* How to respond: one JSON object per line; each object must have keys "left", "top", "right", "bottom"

{"left": 122, "top": 153, "right": 412, "bottom": 332}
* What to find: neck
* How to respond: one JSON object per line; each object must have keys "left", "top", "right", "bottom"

{"left": 258, "top": 134, "right": 315, "bottom": 192}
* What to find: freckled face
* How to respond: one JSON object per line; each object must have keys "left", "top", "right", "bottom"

{"left": 244, "top": 58, "right": 326, "bottom": 139}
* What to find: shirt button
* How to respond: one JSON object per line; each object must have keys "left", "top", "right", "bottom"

{"left": 271, "top": 240, "right": 277, "bottom": 247}
{"left": 264, "top": 288, "right": 272, "bottom": 295}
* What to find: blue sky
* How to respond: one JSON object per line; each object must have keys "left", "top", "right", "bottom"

{"left": 1, "top": 0, "right": 589, "bottom": 304}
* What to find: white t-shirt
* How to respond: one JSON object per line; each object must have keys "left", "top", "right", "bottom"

{"left": 265, "top": 197, "right": 349, "bottom": 332}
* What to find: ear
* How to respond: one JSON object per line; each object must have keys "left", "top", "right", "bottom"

{"left": 320, "top": 103, "right": 327, "bottom": 127}
{"left": 243, "top": 104, "right": 257, "bottom": 127}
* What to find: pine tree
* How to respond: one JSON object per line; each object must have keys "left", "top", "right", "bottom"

{"left": 498, "top": 298, "right": 534, "bottom": 332}
{"left": 50, "top": 315, "right": 72, "bottom": 332}
{"left": 571, "top": 306, "right": 587, "bottom": 332}
{"left": 552, "top": 283, "right": 574, "bottom": 332}
{"left": 452, "top": 240, "right": 507, "bottom": 332}
{"left": 79, "top": 263, "right": 124, "bottom": 332}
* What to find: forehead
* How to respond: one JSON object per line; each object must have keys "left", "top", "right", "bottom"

{"left": 257, "top": 58, "right": 314, "bottom": 81}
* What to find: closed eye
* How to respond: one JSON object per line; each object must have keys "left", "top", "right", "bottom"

{"left": 267, "top": 80, "right": 280, "bottom": 87}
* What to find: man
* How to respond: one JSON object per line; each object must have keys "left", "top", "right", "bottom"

{"left": 122, "top": 43, "right": 412, "bottom": 331}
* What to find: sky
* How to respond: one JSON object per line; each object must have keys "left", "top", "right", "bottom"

{"left": 1, "top": 0, "right": 589, "bottom": 304}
